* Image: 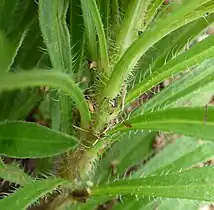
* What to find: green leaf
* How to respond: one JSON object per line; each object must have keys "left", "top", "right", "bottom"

{"left": 149, "top": 13, "right": 214, "bottom": 72}
{"left": 111, "top": 0, "right": 120, "bottom": 30}
{"left": 113, "top": 197, "right": 201, "bottom": 210}
{"left": 126, "top": 35, "right": 214, "bottom": 104}
{"left": 92, "top": 166, "right": 214, "bottom": 202}
{"left": 0, "top": 70, "right": 90, "bottom": 128}
{"left": 132, "top": 137, "right": 205, "bottom": 177}
{"left": 80, "top": 0, "right": 98, "bottom": 60}
{"left": 13, "top": 20, "right": 46, "bottom": 70}
{"left": 87, "top": 0, "right": 110, "bottom": 76}
{"left": 159, "top": 141, "right": 214, "bottom": 173}
{"left": 156, "top": 198, "right": 201, "bottom": 210}
{"left": 69, "top": 0, "right": 85, "bottom": 74}
{"left": 0, "top": 90, "right": 19, "bottom": 120}
{"left": 116, "top": 0, "right": 144, "bottom": 53}
{"left": 133, "top": 58, "right": 214, "bottom": 116}
{"left": 118, "top": 0, "right": 130, "bottom": 13}
{"left": 69, "top": 195, "right": 111, "bottom": 210}
{"left": 38, "top": 0, "right": 72, "bottom": 74}
{"left": 94, "top": 131, "right": 155, "bottom": 183}
{"left": 110, "top": 107, "right": 214, "bottom": 141}
{"left": 0, "top": 0, "right": 37, "bottom": 38}
{"left": 0, "top": 157, "right": 4, "bottom": 167}
{"left": 103, "top": 0, "right": 214, "bottom": 99}
{"left": 0, "top": 0, "right": 37, "bottom": 72}
{"left": 0, "top": 178, "right": 67, "bottom": 210}
{"left": 0, "top": 121, "right": 77, "bottom": 158}
{"left": 173, "top": 82, "right": 214, "bottom": 108}
{"left": 0, "top": 31, "right": 23, "bottom": 72}
{"left": 49, "top": 90, "right": 61, "bottom": 131}
{"left": 39, "top": 0, "right": 74, "bottom": 132}
{"left": 97, "top": 0, "right": 110, "bottom": 33}
{"left": 134, "top": 14, "right": 214, "bottom": 84}
{"left": 0, "top": 162, "right": 33, "bottom": 185}
{"left": 112, "top": 196, "right": 159, "bottom": 210}
{"left": 141, "top": 0, "right": 164, "bottom": 32}
{"left": 0, "top": 89, "right": 43, "bottom": 121}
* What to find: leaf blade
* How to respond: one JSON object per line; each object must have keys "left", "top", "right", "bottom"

{"left": 80, "top": 0, "right": 98, "bottom": 60}
{"left": 0, "top": 178, "right": 66, "bottom": 210}
{"left": 0, "top": 121, "right": 77, "bottom": 158}
{"left": 39, "top": 0, "right": 74, "bottom": 132}
{"left": 0, "top": 0, "right": 37, "bottom": 72}
{"left": 116, "top": 0, "right": 144, "bottom": 53}
{"left": 111, "top": 107, "right": 214, "bottom": 141}
{"left": 104, "top": 0, "right": 214, "bottom": 99}
{"left": 38, "top": 0, "right": 72, "bottom": 73}
{"left": 126, "top": 35, "right": 214, "bottom": 104}
{"left": 133, "top": 59, "right": 214, "bottom": 116}
{"left": 0, "top": 70, "right": 91, "bottom": 128}
{"left": 92, "top": 167, "right": 214, "bottom": 202}
{"left": 133, "top": 136, "right": 199, "bottom": 177}
{"left": 94, "top": 131, "right": 155, "bottom": 184}
{"left": 159, "top": 141, "right": 214, "bottom": 173}
{"left": 0, "top": 162, "right": 33, "bottom": 185}
{"left": 87, "top": 0, "right": 110, "bottom": 76}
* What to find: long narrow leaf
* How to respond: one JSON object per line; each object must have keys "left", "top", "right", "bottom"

{"left": 92, "top": 166, "right": 214, "bottom": 202}
{"left": 112, "top": 196, "right": 159, "bottom": 210}
{"left": 111, "top": 0, "right": 120, "bottom": 30}
{"left": 126, "top": 35, "right": 214, "bottom": 104}
{"left": 0, "top": 162, "right": 33, "bottom": 185}
{"left": 110, "top": 107, "right": 214, "bottom": 141}
{"left": 116, "top": 0, "right": 144, "bottom": 53}
{"left": 97, "top": 0, "right": 111, "bottom": 33}
{"left": 133, "top": 59, "right": 214, "bottom": 116}
{"left": 39, "top": 0, "right": 72, "bottom": 73}
{"left": 156, "top": 199, "right": 201, "bottom": 210}
{"left": 80, "top": 0, "right": 98, "bottom": 60}
{"left": 0, "top": 31, "right": 23, "bottom": 72}
{"left": 0, "top": 88, "right": 43, "bottom": 122}
{"left": 0, "top": 121, "right": 77, "bottom": 158}
{"left": 104, "top": 0, "right": 214, "bottom": 99}
{"left": 0, "top": 0, "right": 37, "bottom": 72}
{"left": 132, "top": 137, "right": 210, "bottom": 178}
{"left": 142, "top": 0, "right": 164, "bottom": 31}
{"left": 8, "top": 90, "right": 43, "bottom": 120}
{"left": 39, "top": 0, "right": 74, "bottom": 132}
{"left": 134, "top": 14, "right": 214, "bottom": 82}
{"left": 70, "top": 0, "right": 85, "bottom": 74}
{"left": 94, "top": 131, "right": 155, "bottom": 183}
{"left": 0, "top": 178, "right": 67, "bottom": 210}
{"left": 0, "top": 70, "right": 90, "bottom": 127}
{"left": 13, "top": 20, "right": 45, "bottom": 70}
{"left": 87, "top": 0, "right": 110, "bottom": 76}
{"left": 150, "top": 14, "right": 214, "bottom": 72}
{"left": 159, "top": 142, "right": 214, "bottom": 173}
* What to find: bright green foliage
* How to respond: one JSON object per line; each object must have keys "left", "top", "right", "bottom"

{"left": 0, "top": 70, "right": 91, "bottom": 127}
{"left": 94, "top": 131, "right": 155, "bottom": 183}
{"left": 92, "top": 167, "right": 214, "bottom": 202}
{"left": 39, "top": 0, "right": 74, "bottom": 132}
{"left": 126, "top": 35, "right": 214, "bottom": 104}
{"left": 0, "top": 178, "right": 67, "bottom": 210}
{"left": 133, "top": 58, "right": 214, "bottom": 115}
{"left": 0, "top": 121, "right": 77, "bottom": 158}
{"left": 0, "top": 0, "right": 37, "bottom": 72}
{"left": 0, "top": 0, "right": 214, "bottom": 209}
{"left": 0, "top": 161, "right": 33, "bottom": 185}
{"left": 111, "top": 107, "right": 214, "bottom": 141}
{"left": 132, "top": 137, "right": 214, "bottom": 177}
{"left": 87, "top": 0, "right": 110, "bottom": 76}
